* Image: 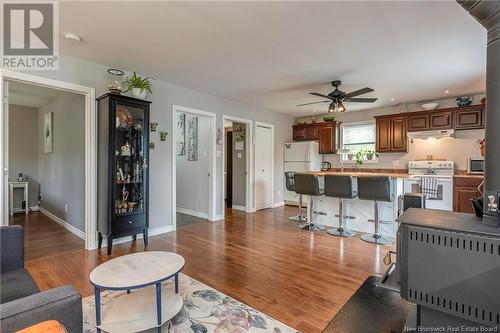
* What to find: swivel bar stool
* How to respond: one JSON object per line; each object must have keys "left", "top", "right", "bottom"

{"left": 294, "top": 174, "right": 325, "bottom": 231}
{"left": 357, "top": 176, "right": 394, "bottom": 245}
{"left": 324, "top": 175, "right": 357, "bottom": 237}
{"left": 284, "top": 172, "right": 306, "bottom": 222}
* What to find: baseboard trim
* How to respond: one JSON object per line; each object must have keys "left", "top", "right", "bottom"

{"left": 272, "top": 201, "right": 285, "bottom": 208}
{"left": 212, "top": 214, "right": 224, "bottom": 221}
{"left": 176, "top": 207, "right": 208, "bottom": 219}
{"left": 232, "top": 205, "right": 246, "bottom": 211}
{"left": 39, "top": 208, "right": 85, "bottom": 240}
{"left": 101, "top": 225, "right": 175, "bottom": 248}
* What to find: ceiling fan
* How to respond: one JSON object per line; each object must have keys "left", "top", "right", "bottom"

{"left": 297, "top": 80, "right": 378, "bottom": 113}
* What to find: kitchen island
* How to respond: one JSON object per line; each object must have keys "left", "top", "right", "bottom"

{"left": 291, "top": 170, "right": 409, "bottom": 238}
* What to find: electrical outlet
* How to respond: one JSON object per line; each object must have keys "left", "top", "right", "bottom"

{"left": 64, "top": 204, "right": 68, "bottom": 212}
{"left": 392, "top": 160, "right": 399, "bottom": 167}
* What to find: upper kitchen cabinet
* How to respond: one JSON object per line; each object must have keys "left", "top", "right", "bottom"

{"left": 305, "top": 123, "right": 319, "bottom": 140}
{"left": 375, "top": 115, "right": 408, "bottom": 153}
{"left": 408, "top": 110, "right": 453, "bottom": 131}
{"left": 292, "top": 124, "right": 307, "bottom": 140}
{"left": 429, "top": 111, "right": 453, "bottom": 129}
{"left": 318, "top": 122, "right": 336, "bottom": 154}
{"left": 454, "top": 105, "right": 485, "bottom": 130}
{"left": 408, "top": 113, "right": 429, "bottom": 132}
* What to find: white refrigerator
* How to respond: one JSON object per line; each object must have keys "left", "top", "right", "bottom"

{"left": 284, "top": 142, "right": 322, "bottom": 205}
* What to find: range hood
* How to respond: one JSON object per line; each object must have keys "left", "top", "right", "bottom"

{"left": 407, "top": 129, "right": 454, "bottom": 140}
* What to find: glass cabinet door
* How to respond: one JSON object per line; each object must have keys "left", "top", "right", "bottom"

{"left": 113, "top": 102, "right": 147, "bottom": 216}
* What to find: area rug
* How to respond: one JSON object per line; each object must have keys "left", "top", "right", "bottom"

{"left": 83, "top": 273, "right": 299, "bottom": 333}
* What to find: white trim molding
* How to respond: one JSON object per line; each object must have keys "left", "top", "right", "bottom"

{"left": 100, "top": 225, "right": 175, "bottom": 248}
{"left": 272, "top": 201, "right": 285, "bottom": 208}
{"left": 0, "top": 70, "right": 97, "bottom": 250}
{"left": 231, "top": 205, "right": 246, "bottom": 211}
{"left": 221, "top": 115, "right": 254, "bottom": 218}
{"left": 176, "top": 207, "right": 208, "bottom": 219}
{"left": 171, "top": 105, "right": 217, "bottom": 231}
{"left": 40, "top": 208, "right": 85, "bottom": 240}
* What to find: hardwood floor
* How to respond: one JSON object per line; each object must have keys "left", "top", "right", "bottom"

{"left": 12, "top": 206, "right": 394, "bottom": 332}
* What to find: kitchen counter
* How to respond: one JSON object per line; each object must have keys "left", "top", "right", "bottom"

{"left": 454, "top": 174, "right": 484, "bottom": 179}
{"left": 300, "top": 170, "right": 410, "bottom": 178}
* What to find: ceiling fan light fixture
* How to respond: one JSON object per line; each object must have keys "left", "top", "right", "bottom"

{"left": 338, "top": 100, "right": 346, "bottom": 113}
{"left": 328, "top": 101, "right": 336, "bottom": 113}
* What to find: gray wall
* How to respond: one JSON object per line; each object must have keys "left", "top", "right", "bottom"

{"left": 232, "top": 122, "right": 246, "bottom": 207}
{"left": 176, "top": 112, "right": 210, "bottom": 215}
{"left": 8, "top": 104, "right": 39, "bottom": 208}
{"left": 24, "top": 55, "right": 293, "bottom": 229}
{"left": 38, "top": 92, "right": 85, "bottom": 232}
{"left": 296, "top": 94, "right": 485, "bottom": 171}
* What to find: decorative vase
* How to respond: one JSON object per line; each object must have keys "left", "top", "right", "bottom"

{"left": 347, "top": 153, "right": 355, "bottom": 160}
{"left": 480, "top": 146, "right": 485, "bottom": 157}
{"left": 456, "top": 96, "right": 472, "bottom": 107}
{"left": 131, "top": 88, "right": 146, "bottom": 99}
{"left": 366, "top": 153, "right": 374, "bottom": 160}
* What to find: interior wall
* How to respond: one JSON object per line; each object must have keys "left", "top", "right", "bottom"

{"left": 24, "top": 55, "right": 294, "bottom": 229}
{"left": 38, "top": 91, "right": 85, "bottom": 232}
{"left": 176, "top": 112, "right": 210, "bottom": 216}
{"left": 8, "top": 104, "right": 39, "bottom": 208}
{"left": 296, "top": 94, "right": 485, "bottom": 171}
{"left": 232, "top": 122, "right": 246, "bottom": 207}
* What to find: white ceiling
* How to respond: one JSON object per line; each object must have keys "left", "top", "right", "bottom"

{"left": 59, "top": 1, "right": 486, "bottom": 116}
{"left": 8, "top": 81, "right": 60, "bottom": 108}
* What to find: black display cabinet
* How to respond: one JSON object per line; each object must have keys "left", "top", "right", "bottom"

{"left": 96, "top": 93, "right": 150, "bottom": 255}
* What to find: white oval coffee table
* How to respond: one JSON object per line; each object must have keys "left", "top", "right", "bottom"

{"left": 89, "top": 251, "right": 185, "bottom": 333}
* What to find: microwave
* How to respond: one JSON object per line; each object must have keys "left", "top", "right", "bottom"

{"left": 467, "top": 157, "right": 484, "bottom": 174}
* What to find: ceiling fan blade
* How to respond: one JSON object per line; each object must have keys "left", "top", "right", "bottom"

{"left": 310, "top": 92, "right": 333, "bottom": 99}
{"left": 347, "top": 97, "right": 378, "bottom": 103}
{"left": 297, "top": 100, "right": 330, "bottom": 106}
{"left": 343, "top": 87, "right": 374, "bottom": 99}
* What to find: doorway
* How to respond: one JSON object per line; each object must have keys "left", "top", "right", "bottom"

{"left": 172, "top": 105, "right": 216, "bottom": 230}
{"left": 255, "top": 122, "right": 274, "bottom": 210}
{"left": 222, "top": 115, "right": 253, "bottom": 218}
{"left": 0, "top": 70, "right": 96, "bottom": 250}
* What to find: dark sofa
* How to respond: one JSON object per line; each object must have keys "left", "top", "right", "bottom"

{"left": 0, "top": 225, "right": 83, "bottom": 333}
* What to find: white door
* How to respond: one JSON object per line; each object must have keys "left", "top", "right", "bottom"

{"left": 1, "top": 80, "right": 8, "bottom": 225}
{"left": 255, "top": 125, "right": 273, "bottom": 210}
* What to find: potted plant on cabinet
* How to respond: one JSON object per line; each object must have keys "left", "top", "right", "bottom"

{"left": 323, "top": 115, "right": 335, "bottom": 122}
{"left": 124, "top": 72, "right": 152, "bottom": 99}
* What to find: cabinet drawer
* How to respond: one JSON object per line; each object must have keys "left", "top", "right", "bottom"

{"left": 113, "top": 214, "right": 145, "bottom": 233}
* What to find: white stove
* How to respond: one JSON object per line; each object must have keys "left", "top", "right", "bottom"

{"left": 405, "top": 160, "right": 454, "bottom": 211}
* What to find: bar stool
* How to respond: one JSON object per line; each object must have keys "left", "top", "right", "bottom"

{"left": 294, "top": 174, "right": 325, "bottom": 231}
{"left": 324, "top": 175, "right": 357, "bottom": 237}
{"left": 357, "top": 176, "right": 394, "bottom": 245}
{"left": 284, "top": 172, "right": 307, "bottom": 222}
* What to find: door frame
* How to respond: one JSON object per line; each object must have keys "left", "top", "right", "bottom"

{"left": 221, "top": 115, "right": 254, "bottom": 217}
{"left": 0, "top": 69, "right": 97, "bottom": 250}
{"left": 254, "top": 121, "right": 275, "bottom": 209}
{"left": 171, "top": 105, "right": 217, "bottom": 230}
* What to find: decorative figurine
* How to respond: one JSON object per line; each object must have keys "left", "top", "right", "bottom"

{"left": 121, "top": 142, "right": 131, "bottom": 156}
{"left": 150, "top": 122, "right": 158, "bottom": 132}
{"left": 122, "top": 185, "right": 129, "bottom": 201}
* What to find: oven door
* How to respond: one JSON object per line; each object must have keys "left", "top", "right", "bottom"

{"left": 403, "top": 177, "right": 453, "bottom": 211}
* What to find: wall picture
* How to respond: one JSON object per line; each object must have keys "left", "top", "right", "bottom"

{"left": 187, "top": 115, "right": 198, "bottom": 161}
{"left": 43, "top": 112, "right": 53, "bottom": 153}
{"left": 176, "top": 113, "right": 185, "bottom": 156}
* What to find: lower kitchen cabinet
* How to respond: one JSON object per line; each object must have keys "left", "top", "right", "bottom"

{"left": 453, "top": 176, "right": 483, "bottom": 213}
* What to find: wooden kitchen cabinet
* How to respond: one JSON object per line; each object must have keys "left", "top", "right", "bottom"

{"left": 453, "top": 176, "right": 484, "bottom": 213}
{"left": 375, "top": 115, "right": 408, "bottom": 153}
{"left": 455, "top": 106, "right": 484, "bottom": 130}
{"left": 305, "top": 124, "right": 319, "bottom": 140}
{"left": 318, "top": 122, "right": 336, "bottom": 154}
{"left": 292, "top": 124, "right": 307, "bottom": 140}
{"left": 408, "top": 113, "right": 429, "bottom": 132}
{"left": 429, "top": 111, "right": 453, "bottom": 129}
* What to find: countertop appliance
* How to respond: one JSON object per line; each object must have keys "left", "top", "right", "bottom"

{"left": 284, "top": 142, "right": 321, "bottom": 205}
{"left": 404, "top": 160, "right": 454, "bottom": 211}
{"left": 467, "top": 156, "right": 485, "bottom": 174}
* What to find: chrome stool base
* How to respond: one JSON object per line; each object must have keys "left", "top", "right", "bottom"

{"left": 361, "top": 233, "right": 394, "bottom": 245}
{"left": 289, "top": 214, "right": 307, "bottom": 222}
{"left": 299, "top": 222, "right": 325, "bottom": 231}
{"left": 327, "top": 227, "right": 356, "bottom": 237}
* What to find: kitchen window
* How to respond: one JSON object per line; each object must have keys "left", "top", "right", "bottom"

{"left": 340, "top": 121, "right": 377, "bottom": 162}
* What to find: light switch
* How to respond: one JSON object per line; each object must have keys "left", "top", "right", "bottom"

{"left": 237, "top": 152, "right": 242, "bottom": 158}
